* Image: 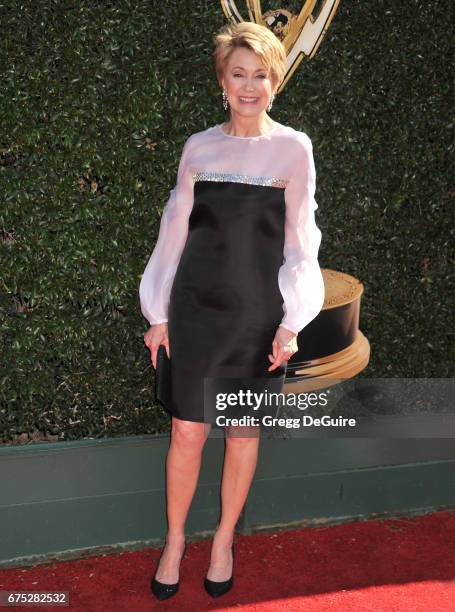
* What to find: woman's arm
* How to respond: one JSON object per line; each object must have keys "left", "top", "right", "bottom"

{"left": 277, "top": 134, "right": 325, "bottom": 336}
{"left": 139, "top": 136, "right": 194, "bottom": 325}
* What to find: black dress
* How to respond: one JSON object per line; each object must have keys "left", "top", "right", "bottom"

{"left": 168, "top": 176, "right": 287, "bottom": 424}
{"left": 139, "top": 122, "right": 325, "bottom": 424}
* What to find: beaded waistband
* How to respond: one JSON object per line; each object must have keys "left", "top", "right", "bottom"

{"left": 192, "top": 171, "right": 288, "bottom": 189}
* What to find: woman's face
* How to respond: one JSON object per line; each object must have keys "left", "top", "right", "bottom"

{"left": 221, "top": 47, "right": 276, "bottom": 118}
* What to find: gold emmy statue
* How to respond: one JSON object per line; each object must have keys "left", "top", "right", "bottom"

{"left": 220, "top": 0, "right": 341, "bottom": 92}
{"left": 220, "top": 1, "right": 370, "bottom": 389}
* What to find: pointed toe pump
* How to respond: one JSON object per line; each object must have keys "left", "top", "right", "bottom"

{"left": 151, "top": 541, "right": 187, "bottom": 600}
{"left": 204, "top": 542, "right": 235, "bottom": 598}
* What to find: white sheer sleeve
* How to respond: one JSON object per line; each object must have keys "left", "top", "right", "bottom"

{"left": 278, "top": 134, "right": 325, "bottom": 335}
{"left": 139, "top": 137, "right": 194, "bottom": 325}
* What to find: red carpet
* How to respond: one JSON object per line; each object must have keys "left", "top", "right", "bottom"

{"left": 1, "top": 510, "right": 454, "bottom": 611}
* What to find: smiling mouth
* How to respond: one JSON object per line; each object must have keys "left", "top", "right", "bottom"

{"left": 239, "top": 96, "right": 259, "bottom": 103}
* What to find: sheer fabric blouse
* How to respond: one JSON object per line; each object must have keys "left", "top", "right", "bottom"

{"left": 139, "top": 122, "right": 325, "bottom": 335}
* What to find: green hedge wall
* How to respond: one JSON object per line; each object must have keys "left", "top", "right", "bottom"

{"left": 1, "top": 1, "right": 453, "bottom": 442}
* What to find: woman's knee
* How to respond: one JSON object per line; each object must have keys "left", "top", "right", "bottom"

{"left": 171, "top": 417, "right": 211, "bottom": 450}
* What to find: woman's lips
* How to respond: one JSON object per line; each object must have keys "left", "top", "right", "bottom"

{"left": 238, "top": 96, "right": 259, "bottom": 104}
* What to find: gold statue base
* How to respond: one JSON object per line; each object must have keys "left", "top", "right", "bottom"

{"left": 285, "top": 269, "right": 370, "bottom": 392}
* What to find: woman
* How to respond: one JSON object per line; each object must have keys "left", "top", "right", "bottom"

{"left": 139, "top": 21, "right": 325, "bottom": 600}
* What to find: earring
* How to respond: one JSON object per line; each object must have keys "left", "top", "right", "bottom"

{"left": 267, "top": 94, "right": 275, "bottom": 112}
{"left": 222, "top": 89, "right": 229, "bottom": 111}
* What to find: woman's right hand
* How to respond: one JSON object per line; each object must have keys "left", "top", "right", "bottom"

{"left": 143, "top": 322, "right": 170, "bottom": 369}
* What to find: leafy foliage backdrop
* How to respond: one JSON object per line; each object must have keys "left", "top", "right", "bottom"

{"left": 0, "top": 1, "right": 452, "bottom": 442}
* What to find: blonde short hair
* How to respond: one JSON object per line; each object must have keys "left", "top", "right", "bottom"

{"left": 213, "top": 22, "right": 287, "bottom": 91}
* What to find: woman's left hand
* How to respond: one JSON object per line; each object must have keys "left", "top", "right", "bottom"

{"left": 268, "top": 326, "right": 299, "bottom": 371}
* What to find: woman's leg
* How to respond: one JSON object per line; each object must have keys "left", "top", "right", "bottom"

{"left": 155, "top": 417, "right": 212, "bottom": 583}
{"left": 206, "top": 425, "right": 260, "bottom": 581}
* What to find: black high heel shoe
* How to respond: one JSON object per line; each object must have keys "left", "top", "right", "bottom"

{"left": 151, "top": 540, "right": 187, "bottom": 600}
{"left": 204, "top": 541, "right": 234, "bottom": 598}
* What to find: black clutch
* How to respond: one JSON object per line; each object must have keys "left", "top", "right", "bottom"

{"left": 155, "top": 344, "right": 172, "bottom": 406}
